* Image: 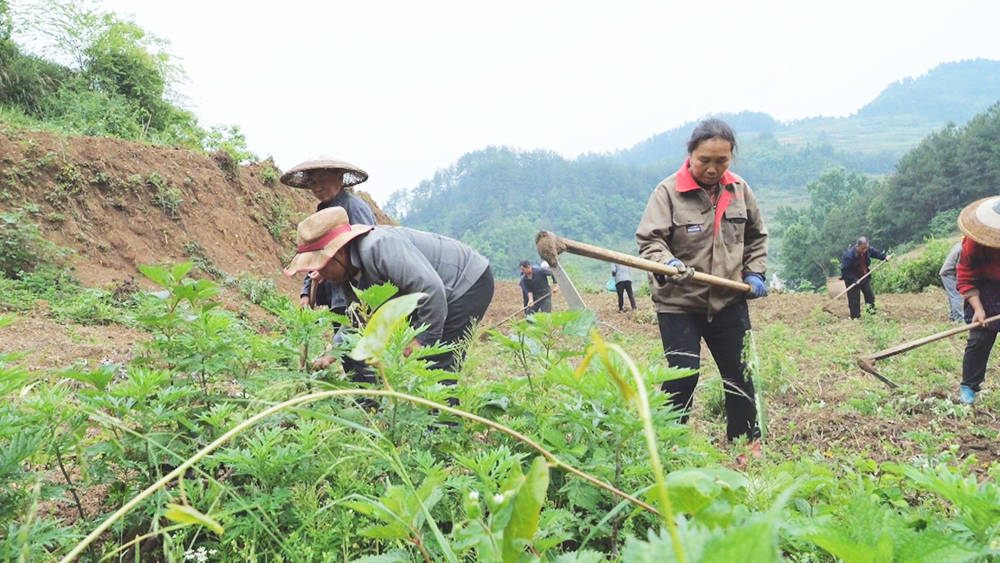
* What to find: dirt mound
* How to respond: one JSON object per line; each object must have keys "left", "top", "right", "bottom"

{"left": 0, "top": 129, "right": 393, "bottom": 293}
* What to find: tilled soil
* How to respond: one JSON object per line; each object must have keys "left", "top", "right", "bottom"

{"left": 484, "top": 281, "right": 1000, "bottom": 467}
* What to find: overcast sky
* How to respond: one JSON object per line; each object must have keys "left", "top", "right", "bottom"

{"left": 63, "top": 1, "right": 1000, "bottom": 203}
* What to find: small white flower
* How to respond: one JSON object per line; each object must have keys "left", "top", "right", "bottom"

{"left": 183, "top": 546, "right": 211, "bottom": 562}
{"left": 492, "top": 493, "right": 504, "bottom": 504}
{"left": 468, "top": 491, "right": 479, "bottom": 500}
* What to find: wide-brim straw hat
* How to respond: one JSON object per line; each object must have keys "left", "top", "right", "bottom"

{"left": 958, "top": 196, "right": 1000, "bottom": 248}
{"left": 280, "top": 158, "right": 369, "bottom": 189}
{"left": 282, "top": 207, "right": 374, "bottom": 276}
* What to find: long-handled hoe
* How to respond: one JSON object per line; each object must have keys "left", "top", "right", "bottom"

{"left": 820, "top": 258, "right": 891, "bottom": 314}
{"left": 535, "top": 230, "right": 752, "bottom": 293}
{"left": 856, "top": 313, "right": 1000, "bottom": 388}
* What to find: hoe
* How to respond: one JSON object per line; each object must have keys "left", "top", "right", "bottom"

{"left": 857, "top": 313, "right": 1000, "bottom": 388}
{"left": 820, "top": 259, "right": 891, "bottom": 314}
{"left": 535, "top": 230, "right": 752, "bottom": 293}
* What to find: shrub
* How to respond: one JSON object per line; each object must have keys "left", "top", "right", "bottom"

{"left": 871, "top": 237, "right": 952, "bottom": 293}
{"left": 928, "top": 208, "right": 961, "bottom": 238}
{"left": 204, "top": 125, "right": 257, "bottom": 168}
{"left": 0, "top": 211, "right": 69, "bottom": 278}
{"left": 38, "top": 80, "right": 147, "bottom": 139}
{"left": 261, "top": 163, "right": 278, "bottom": 186}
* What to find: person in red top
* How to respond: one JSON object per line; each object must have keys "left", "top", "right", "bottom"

{"left": 955, "top": 196, "right": 1000, "bottom": 404}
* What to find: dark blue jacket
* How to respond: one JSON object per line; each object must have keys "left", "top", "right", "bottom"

{"left": 840, "top": 245, "right": 887, "bottom": 283}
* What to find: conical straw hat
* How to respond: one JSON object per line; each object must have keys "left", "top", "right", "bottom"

{"left": 958, "top": 196, "right": 1000, "bottom": 249}
{"left": 280, "top": 158, "right": 369, "bottom": 189}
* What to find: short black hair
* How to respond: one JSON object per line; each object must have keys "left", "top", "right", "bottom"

{"left": 687, "top": 118, "right": 737, "bottom": 154}
{"left": 519, "top": 260, "right": 531, "bottom": 268}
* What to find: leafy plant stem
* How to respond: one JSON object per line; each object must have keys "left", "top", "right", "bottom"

{"left": 409, "top": 537, "right": 432, "bottom": 563}
{"left": 52, "top": 439, "right": 87, "bottom": 521}
{"left": 62, "top": 389, "right": 660, "bottom": 562}
{"left": 587, "top": 332, "right": 685, "bottom": 563}
{"left": 517, "top": 332, "right": 535, "bottom": 392}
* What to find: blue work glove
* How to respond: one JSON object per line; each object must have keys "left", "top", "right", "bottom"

{"left": 744, "top": 273, "right": 767, "bottom": 299}
{"left": 655, "top": 258, "right": 695, "bottom": 285}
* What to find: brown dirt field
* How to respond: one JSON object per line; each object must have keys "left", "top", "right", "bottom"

{"left": 0, "top": 315, "right": 145, "bottom": 372}
{"left": 484, "top": 281, "right": 1000, "bottom": 468}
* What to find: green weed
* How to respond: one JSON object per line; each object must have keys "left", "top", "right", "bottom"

{"left": 148, "top": 172, "right": 183, "bottom": 219}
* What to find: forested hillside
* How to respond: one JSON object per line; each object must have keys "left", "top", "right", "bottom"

{"left": 778, "top": 102, "right": 1000, "bottom": 288}
{"left": 387, "top": 59, "right": 1000, "bottom": 279}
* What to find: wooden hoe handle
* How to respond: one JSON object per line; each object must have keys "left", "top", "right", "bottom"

{"left": 557, "top": 236, "right": 752, "bottom": 293}
{"left": 865, "top": 313, "right": 1000, "bottom": 362}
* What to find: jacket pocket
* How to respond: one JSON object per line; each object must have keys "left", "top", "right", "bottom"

{"left": 671, "top": 210, "right": 708, "bottom": 252}
{"left": 722, "top": 205, "right": 747, "bottom": 245}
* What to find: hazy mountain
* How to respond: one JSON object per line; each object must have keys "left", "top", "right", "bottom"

{"left": 386, "top": 59, "right": 1000, "bottom": 279}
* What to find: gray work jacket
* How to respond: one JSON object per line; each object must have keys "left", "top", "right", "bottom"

{"left": 346, "top": 227, "right": 490, "bottom": 344}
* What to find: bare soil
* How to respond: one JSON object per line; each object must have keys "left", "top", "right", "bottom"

{"left": 484, "top": 281, "right": 1000, "bottom": 467}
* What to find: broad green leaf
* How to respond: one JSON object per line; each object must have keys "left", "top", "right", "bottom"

{"left": 663, "top": 468, "right": 749, "bottom": 528}
{"left": 350, "top": 292, "right": 426, "bottom": 362}
{"left": 138, "top": 263, "right": 170, "bottom": 288}
{"left": 502, "top": 456, "right": 550, "bottom": 563}
{"left": 170, "top": 261, "right": 195, "bottom": 282}
{"left": 353, "top": 283, "right": 399, "bottom": 311}
{"left": 344, "top": 472, "right": 446, "bottom": 542}
{"left": 558, "top": 310, "right": 597, "bottom": 337}
{"left": 164, "top": 503, "right": 224, "bottom": 535}
{"left": 59, "top": 363, "right": 116, "bottom": 391}
{"left": 699, "top": 517, "right": 780, "bottom": 562}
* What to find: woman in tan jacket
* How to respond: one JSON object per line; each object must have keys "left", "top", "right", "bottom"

{"left": 636, "top": 118, "right": 768, "bottom": 444}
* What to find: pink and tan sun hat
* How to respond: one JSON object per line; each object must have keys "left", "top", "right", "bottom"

{"left": 279, "top": 157, "right": 369, "bottom": 189}
{"left": 282, "top": 207, "right": 374, "bottom": 276}
{"left": 958, "top": 196, "right": 1000, "bottom": 249}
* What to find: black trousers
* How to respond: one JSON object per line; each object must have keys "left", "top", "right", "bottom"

{"left": 523, "top": 293, "right": 552, "bottom": 316}
{"left": 344, "top": 266, "right": 495, "bottom": 384}
{"left": 846, "top": 277, "right": 875, "bottom": 319}
{"left": 962, "top": 326, "right": 997, "bottom": 391}
{"left": 657, "top": 301, "right": 760, "bottom": 441}
{"left": 616, "top": 281, "right": 636, "bottom": 311}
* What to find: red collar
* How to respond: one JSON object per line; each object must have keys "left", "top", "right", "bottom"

{"left": 675, "top": 158, "right": 741, "bottom": 192}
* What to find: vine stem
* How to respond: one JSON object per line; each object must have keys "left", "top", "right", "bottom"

{"left": 61, "top": 389, "right": 659, "bottom": 562}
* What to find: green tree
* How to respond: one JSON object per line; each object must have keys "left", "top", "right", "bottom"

{"left": 83, "top": 15, "right": 177, "bottom": 130}
{"left": 777, "top": 168, "right": 879, "bottom": 288}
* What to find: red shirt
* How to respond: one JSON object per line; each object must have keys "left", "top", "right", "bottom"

{"left": 956, "top": 237, "right": 1000, "bottom": 295}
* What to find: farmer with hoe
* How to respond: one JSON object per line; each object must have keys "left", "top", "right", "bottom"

{"left": 955, "top": 197, "right": 1000, "bottom": 404}
{"left": 840, "top": 236, "right": 891, "bottom": 320}
{"left": 283, "top": 207, "right": 494, "bottom": 392}
{"left": 280, "top": 157, "right": 376, "bottom": 313}
{"left": 519, "top": 259, "right": 558, "bottom": 316}
{"left": 636, "top": 118, "right": 768, "bottom": 446}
